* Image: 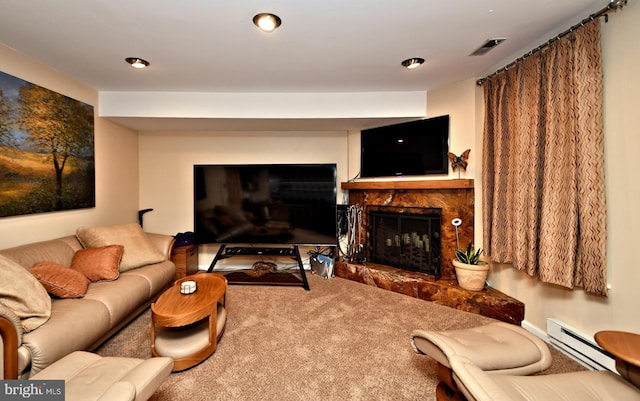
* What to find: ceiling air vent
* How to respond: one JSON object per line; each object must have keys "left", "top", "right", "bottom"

{"left": 470, "top": 38, "right": 506, "bottom": 56}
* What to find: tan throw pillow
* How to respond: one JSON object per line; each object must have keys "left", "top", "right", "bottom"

{"left": 0, "top": 254, "right": 51, "bottom": 332}
{"left": 71, "top": 245, "right": 123, "bottom": 282}
{"left": 76, "top": 223, "right": 164, "bottom": 271}
{"left": 29, "top": 262, "right": 89, "bottom": 298}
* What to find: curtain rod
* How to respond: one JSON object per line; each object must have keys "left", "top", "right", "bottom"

{"left": 476, "top": 0, "right": 627, "bottom": 86}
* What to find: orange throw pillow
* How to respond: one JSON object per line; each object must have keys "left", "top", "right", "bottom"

{"left": 71, "top": 245, "right": 124, "bottom": 282}
{"left": 29, "top": 262, "right": 89, "bottom": 299}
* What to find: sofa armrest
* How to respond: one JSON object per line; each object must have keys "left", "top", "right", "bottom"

{"left": 145, "top": 233, "right": 175, "bottom": 260}
{"left": 0, "top": 305, "right": 22, "bottom": 380}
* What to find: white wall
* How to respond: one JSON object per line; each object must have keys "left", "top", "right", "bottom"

{"left": 426, "top": 78, "right": 478, "bottom": 179}
{"left": 0, "top": 45, "right": 140, "bottom": 249}
{"left": 462, "top": 1, "right": 640, "bottom": 338}
{"left": 426, "top": 79, "right": 481, "bottom": 243}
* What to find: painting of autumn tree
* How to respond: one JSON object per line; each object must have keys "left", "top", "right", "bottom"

{"left": 0, "top": 71, "right": 94, "bottom": 217}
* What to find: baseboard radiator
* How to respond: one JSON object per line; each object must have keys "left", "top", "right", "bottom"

{"left": 546, "top": 318, "right": 616, "bottom": 371}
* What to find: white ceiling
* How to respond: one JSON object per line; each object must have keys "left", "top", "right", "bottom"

{"left": 0, "top": 0, "right": 608, "bottom": 131}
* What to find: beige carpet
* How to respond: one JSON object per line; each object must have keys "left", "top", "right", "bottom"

{"left": 96, "top": 274, "right": 584, "bottom": 401}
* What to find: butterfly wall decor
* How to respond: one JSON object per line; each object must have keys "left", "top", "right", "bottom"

{"left": 448, "top": 149, "right": 471, "bottom": 171}
{"left": 448, "top": 149, "right": 471, "bottom": 177}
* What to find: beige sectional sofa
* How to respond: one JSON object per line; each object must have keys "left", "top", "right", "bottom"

{"left": 0, "top": 224, "right": 176, "bottom": 379}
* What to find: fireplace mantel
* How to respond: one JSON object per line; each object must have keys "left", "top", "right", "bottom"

{"left": 341, "top": 179, "right": 473, "bottom": 190}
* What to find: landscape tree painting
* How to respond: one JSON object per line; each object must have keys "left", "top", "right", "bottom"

{"left": 0, "top": 71, "right": 94, "bottom": 218}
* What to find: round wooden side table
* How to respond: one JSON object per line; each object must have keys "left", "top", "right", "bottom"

{"left": 595, "top": 330, "right": 640, "bottom": 388}
{"left": 151, "top": 273, "right": 227, "bottom": 371}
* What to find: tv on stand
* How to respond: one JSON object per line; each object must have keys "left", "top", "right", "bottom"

{"left": 194, "top": 163, "right": 338, "bottom": 290}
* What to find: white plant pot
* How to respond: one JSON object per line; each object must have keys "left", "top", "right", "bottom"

{"left": 453, "top": 260, "right": 489, "bottom": 291}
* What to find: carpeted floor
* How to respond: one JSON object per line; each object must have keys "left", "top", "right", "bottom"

{"left": 95, "top": 274, "right": 584, "bottom": 401}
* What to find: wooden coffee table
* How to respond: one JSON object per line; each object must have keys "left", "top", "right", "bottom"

{"left": 151, "top": 273, "right": 227, "bottom": 371}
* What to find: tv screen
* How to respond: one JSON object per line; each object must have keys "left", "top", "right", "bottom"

{"left": 360, "top": 115, "right": 449, "bottom": 177}
{"left": 194, "top": 164, "right": 337, "bottom": 246}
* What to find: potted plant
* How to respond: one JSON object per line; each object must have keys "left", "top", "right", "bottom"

{"left": 453, "top": 242, "right": 489, "bottom": 291}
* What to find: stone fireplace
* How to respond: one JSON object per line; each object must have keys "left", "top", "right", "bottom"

{"left": 335, "top": 179, "right": 525, "bottom": 325}
{"left": 342, "top": 179, "right": 474, "bottom": 280}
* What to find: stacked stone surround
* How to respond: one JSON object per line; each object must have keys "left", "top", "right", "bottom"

{"left": 338, "top": 179, "right": 525, "bottom": 325}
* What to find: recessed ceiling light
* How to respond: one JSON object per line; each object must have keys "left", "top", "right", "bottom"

{"left": 253, "top": 13, "right": 282, "bottom": 32}
{"left": 401, "top": 58, "right": 425, "bottom": 70}
{"left": 125, "top": 57, "right": 150, "bottom": 69}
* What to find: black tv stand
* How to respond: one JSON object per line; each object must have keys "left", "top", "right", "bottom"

{"left": 206, "top": 244, "right": 310, "bottom": 291}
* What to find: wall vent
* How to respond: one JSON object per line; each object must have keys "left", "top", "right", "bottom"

{"left": 546, "top": 318, "right": 616, "bottom": 371}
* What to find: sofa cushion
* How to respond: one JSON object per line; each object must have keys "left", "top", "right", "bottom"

{"left": 123, "top": 260, "right": 176, "bottom": 297}
{"left": 84, "top": 275, "right": 152, "bottom": 326}
{"left": 29, "top": 262, "right": 89, "bottom": 298}
{"left": 76, "top": 224, "right": 164, "bottom": 272}
{"left": 0, "top": 254, "right": 52, "bottom": 332}
{"left": 71, "top": 245, "right": 123, "bottom": 282}
{"left": 22, "top": 298, "right": 112, "bottom": 375}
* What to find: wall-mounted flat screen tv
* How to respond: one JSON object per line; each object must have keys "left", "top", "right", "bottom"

{"left": 194, "top": 164, "right": 337, "bottom": 246}
{"left": 360, "top": 115, "right": 449, "bottom": 177}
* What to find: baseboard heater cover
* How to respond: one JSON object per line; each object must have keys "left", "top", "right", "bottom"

{"left": 546, "top": 318, "right": 616, "bottom": 371}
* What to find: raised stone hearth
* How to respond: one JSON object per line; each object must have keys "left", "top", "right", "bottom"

{"left": 335, "top": 261, "right": 525, "bottom": 325}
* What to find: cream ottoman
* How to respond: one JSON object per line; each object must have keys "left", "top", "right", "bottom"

{"left": 30, "top": 351, "right": 173, "bottom": 401}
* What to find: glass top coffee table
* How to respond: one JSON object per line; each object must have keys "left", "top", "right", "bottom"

{"left": 151, "top": 273, "right": 227, "bottom": 371}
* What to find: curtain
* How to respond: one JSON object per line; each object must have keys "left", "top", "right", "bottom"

{"left": 482, "top": 19, "right": 607, "bottom": 295}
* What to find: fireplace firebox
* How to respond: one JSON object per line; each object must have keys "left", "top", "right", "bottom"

{"left": 368, "top": 208, "right": 442, "bottom": 278}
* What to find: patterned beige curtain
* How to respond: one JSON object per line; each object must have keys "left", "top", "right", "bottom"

{"left": 482, "top": 19, "right": 607, "bottom": 295}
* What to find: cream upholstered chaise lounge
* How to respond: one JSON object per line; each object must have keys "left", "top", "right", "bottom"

{"left": 411, "top": 322, "right": 640, "bottom": 401}
{"left": 447, "top": 353, "right": 640, "bottom": 401}
{"left": 411, "top": 322, "right": 552, "bottom": 400}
